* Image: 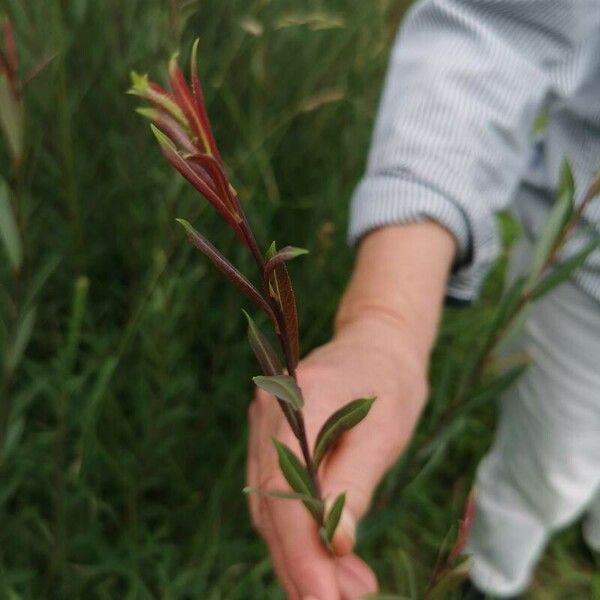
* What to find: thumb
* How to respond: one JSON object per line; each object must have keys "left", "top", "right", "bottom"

{"left": 321, "top": 432, "right": 397, "bottom": 556}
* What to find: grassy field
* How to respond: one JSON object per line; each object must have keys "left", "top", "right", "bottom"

{"left": 0, "top": 1, "right": 598, "bottom": 598}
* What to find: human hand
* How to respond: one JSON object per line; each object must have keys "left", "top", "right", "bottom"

{"left": 246, "top": 314, "right": 429, "bottom": 600}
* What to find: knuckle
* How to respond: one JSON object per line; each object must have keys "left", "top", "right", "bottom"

{"left": 259, "top": 469, "right": 288, "bottom": 492}
{"left": 286, "top": 555, "right": 322, "bottom": 585}
{"left": 295, "top": 362, "right": 327, "bottom": 388}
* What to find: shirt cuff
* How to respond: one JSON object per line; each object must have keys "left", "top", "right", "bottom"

{"left": 348, "top": 174, "right": 500, "bottom": 303}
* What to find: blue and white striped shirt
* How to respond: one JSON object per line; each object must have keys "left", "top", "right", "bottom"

{"left": 349, "top": 0, "right": 600, "bottom": 303}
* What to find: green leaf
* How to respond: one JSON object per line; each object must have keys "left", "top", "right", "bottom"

{"left": 324, "top": 492, "right": 346, "bottom": 543}
{"left": 426, "top": 558, "right": 472, "bottom": 600}
{"left": 61, "top": 276, "right": 89, "bottom": 376}
{"left": 494, "top": 301, "right": 534, "bottom": 358}
{"left": 271, "top": 438, "right": 318, "bottom": 519}
{"left": 0, "top": 178, "right": 21, "bottom": 271}
{"left": 5, "top": 307, "right": 35, "bottom": 375}
{"left": 242, "top": 310, "right": 282, "bottom": 376}
{"left": 265, "top": 240, "right": 277, "bottom": 259}
{"left": 531, "top": 236, "right": 600, "bottom": 300}
{"left": 242, "top": 486, "right": 323, "bottom": 510}
{"left": 0, "top": 416, "right": 24, "bottom": 463}
{"left": 313, "top": 397, "right": 376, "bottom": 467}
{"left": 527, "top": 158, "right": 575, "bottom": 285}
{"left": 245, "top": 312, "right": 300, "bottom": 435}
{"left": 253, "top": 375, "right": 303, "bottom": 410}
{"left": 0, "top": 74, "right": 24, "bottom": 165}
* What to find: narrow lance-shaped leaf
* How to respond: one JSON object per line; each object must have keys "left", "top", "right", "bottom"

{"left": 242, "top": 310, "right": 282, "bottom": 375}
{"left": 324, "top": 492, "right": 346, "bottom": 546}
{"left": 151, "top": 125, "right": 223, "bottom": 210}
{"left": 5, "top": 306, "right": 35, "bottom": 374}
{"left": 190, "top": 39, "right": 222, "bottom": 163}
{"left": 128, "top": 72, "right": 188, "bottom": 129}
{"left": 265, "top": 242, "right": 300, "bottom": 367}
{"left": 186, "top": 153, "right": 241, "bottom": 221}
{"left": 0, "top": 178, "right": 21, "bottom": 271}
{"left": 168, "top": 52, "right": 211, "bottom": 155}
{"left": 176, "top": 219, "right": 274, "bottom": 320}
{"left": 532, "top": 235, "right": 600, "bottom": 300}
{"left": 448, "top": 492, "right": 476, "bottom": 565}
{"left": 0, "top": 74, "right": 23, "bottom": 165}
{"left": 264, "top": 246, "right": 309, "bottom": 279}
{"left": 245, "top": 313, "right": 300, "bottom": 435}
{"left": 581, "top": 168, "right": 600, "bottom": 206}
{"left": 136, "top": 107, "right": 196, "bottom": 154}
{"left": 527, "top": 158, "right": 575, "bottom": 286}
{"left": 3, "top": 19, "right": 18, "bottom": 75}
{"left": 427, "top": 558, "right": 473, "bottom": 600}
{"left": 253, "top": 375, "right": 303, "bottom": 410}
{"left": 243, "top": 486, "right": 324, "bottom": 511}
{"left": 272, "top": 438, "right": 319, "bottom": 520}
{"left": 313, "top": 397, "right": 376, "bottom": 467}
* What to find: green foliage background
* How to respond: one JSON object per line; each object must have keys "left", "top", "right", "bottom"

{"left": 0, "top": 1, "right": 597, "bottom": 598}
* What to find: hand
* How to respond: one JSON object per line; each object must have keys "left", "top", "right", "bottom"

{"left": 246, "top": 314, "right": 429, "bottom": 600}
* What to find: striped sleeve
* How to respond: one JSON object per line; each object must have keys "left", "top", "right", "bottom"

{"left": 349, "top": 0, "right": 586, "bottom": 302}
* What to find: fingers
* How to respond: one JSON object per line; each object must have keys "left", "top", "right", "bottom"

{"left": 261, "top": 513, "right": 301, "bottom": 599}
{"left": 336, "top": 555, "right": 378, "bottom": 600}
{"left": 249, "top": 393, "right": 338, "bottom": 598}
{"left": 261, "top": 466, "right": 341, "bottom": 600}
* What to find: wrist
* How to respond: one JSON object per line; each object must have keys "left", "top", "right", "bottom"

{"left": 334, "top": 221, "right": 456, "bottom": 363}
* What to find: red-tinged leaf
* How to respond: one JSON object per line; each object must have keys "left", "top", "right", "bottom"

{"left": 253, "top": 375, "right": 303, "bottom": 410}
{"left": 0, "top": 49, "right": 10, "bottom": 81}
{"left": 313, "top": 397, "right": 376, "bottom": 467}
{"left": 186, "top": 153, "right": 240, "bottom": 219}
{"left": 242, "top": 310, "right": 282, "bottom": 376}
{"left": 272, "top": 438, "right": 319, "bottom": 520}
{"left": 169, "top": 53, "right": 211, "bottom": 155}
{"left": 176, "top": 219, "right": 274, "bottom": 320}
{"left": 581, "top": 168, "right": 600, "bottom": 206}
{"left": 21, "top": 52, "right": 57, "bottom": 89}
{"left": 264, "top": 246, "right": 309, "bottom": 279}
{"left": 0, "top": 74, "right": 23, "bottom": 164}
{"left": 3, "top": 19, "right": 17, "bottom": 75}
{"left": 190, "top": 39, "right": 222, "bottom": 163}
{"left": 137, "top": 107, "right": 196, "bottom": 154}
{"left": 151, "top": 125, "right": 230, "bottom": 215}
{"left": 448, "top": 491, "right": 476, "bottom": 565}
{"left": 266, "top": 243, "right": 300, "bottom": 367}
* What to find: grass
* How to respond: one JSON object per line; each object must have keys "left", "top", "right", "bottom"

{"left": 0, "top": 1, "right": 597, "bottom": 598}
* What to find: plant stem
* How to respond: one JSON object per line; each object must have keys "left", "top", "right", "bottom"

{"left": 238, "top": 206, "right": 324, "bottom": 517}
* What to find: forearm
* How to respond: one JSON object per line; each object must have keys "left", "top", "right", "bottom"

{"left": 335, "top": 221, "right": 456, "bottom": 365}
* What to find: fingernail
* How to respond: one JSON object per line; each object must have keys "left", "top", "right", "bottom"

{"left": 303, "top": 596, "right": 320, "bottom": 600}
{"left": 339, "top": 508, "right": 356, "bottom": 544}
{"left": 331, "top": 508, "right": 356, "bottom": 555}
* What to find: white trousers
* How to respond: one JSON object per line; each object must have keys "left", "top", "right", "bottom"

{"left": 466, "top": 241, "right": 600, "bottom": 597}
